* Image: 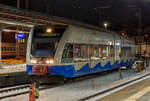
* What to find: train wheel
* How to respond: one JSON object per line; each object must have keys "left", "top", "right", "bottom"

{"left": 63, "top": 78, "right": 69, "bottom": 84}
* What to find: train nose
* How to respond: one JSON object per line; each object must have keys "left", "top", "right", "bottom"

{"left": 32, "top": 66, "right": 48, "bottom": 76}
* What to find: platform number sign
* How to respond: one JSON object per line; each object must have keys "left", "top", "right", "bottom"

{"left": 15, "top": 33, "right": 24, "bottom": 39}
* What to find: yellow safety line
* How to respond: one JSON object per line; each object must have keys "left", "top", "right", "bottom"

{"left": 124, "top": 86, "right": 150, "bottom": 101}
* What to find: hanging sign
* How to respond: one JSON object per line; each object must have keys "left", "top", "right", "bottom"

{"left": 15, "top": 33, "right": 24, "bottom": 39}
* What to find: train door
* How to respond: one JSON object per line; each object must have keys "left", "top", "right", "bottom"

{"left": 115, "top": 39, "right": 121, "bottom": 68}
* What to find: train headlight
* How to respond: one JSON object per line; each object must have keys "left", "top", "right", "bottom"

{"left": 46, "top": 59, "right": 54, "bottom": 64}
{"left": 30, "top": 59, "right": 37, "bottom": 64}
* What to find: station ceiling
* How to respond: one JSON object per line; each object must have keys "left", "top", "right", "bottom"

{"left": 0, "top": 4, "right": 113, "bottom": 34}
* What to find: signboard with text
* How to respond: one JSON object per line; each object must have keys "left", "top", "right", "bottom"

{"left": 15, "top": 33, "right": 24, "bottom": 39}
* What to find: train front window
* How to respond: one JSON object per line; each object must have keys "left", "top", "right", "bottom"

{"left": 31, "top": 27, "right": 65, "bottom": 57}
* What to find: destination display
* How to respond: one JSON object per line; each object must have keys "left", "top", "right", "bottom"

{"left": 36, "top": 33, "right": 58, "bottom": 37}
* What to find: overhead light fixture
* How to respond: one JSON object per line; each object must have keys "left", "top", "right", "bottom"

{"left": 46, "top": 28, "right": 53, "bottom": 33}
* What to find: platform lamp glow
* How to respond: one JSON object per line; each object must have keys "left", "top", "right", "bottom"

{"left": 46, "top": 27, "right": 53, "bottom": 33}
{"left": 103, "top": 22, "right": 108, "bottom": 29}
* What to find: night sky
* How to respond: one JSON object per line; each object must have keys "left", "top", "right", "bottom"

{"left": 0, "top": 0, "right": 150, "bottom": 33}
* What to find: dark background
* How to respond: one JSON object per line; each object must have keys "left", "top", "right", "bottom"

{"left": 1, "top": 0, "right": 150, "bottom": 35}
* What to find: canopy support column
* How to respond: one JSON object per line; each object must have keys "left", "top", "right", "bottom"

{"left": 0, "top": 27, "right": 3, "bottom": 66}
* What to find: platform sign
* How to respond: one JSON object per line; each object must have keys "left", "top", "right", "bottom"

{"left": 15, "top": 33, "right": 24, "bottom": 39}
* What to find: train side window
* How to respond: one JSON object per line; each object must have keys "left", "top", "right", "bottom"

{"left": 106, "top": 46, "right": 109, "bottom": 57}
{"left": 74, "top": 44, "right": 81, "bottom": 58}
{"left": 110, "top": 46, "right": 114, "bottom": 57}
{"left": 90, "top": 45, "right": 100, "bottom": 60}
{"left": 102, "top": 46, "right": 107, "bottom": 58}
{"left": 121, "top": 47, "right": 124, "bottom": 57}
{"left": 98, "top": 46, "right": 102, "bottom": 58}
{"left": 122, "top": 47, "right": 127, "bottom": 57}
{"left": 80, "top": 44, "right": 88, "bottom": 59}
{"left": 121, "top": 47, "right": 132, "bottom": 57}
{"left": 128, "top": 47, "right": 132, "bottom": 57}
{"left": 74, "top": 44, "right": 90, "bottom": 62}
{"left": 61, "top": 43, "right": 73, "bottom": 63}
{"left": 88, "top": 45, "right": 94, "bottom": 57}
{"left": 98, "top": 45, "right": 114, "bottom": 59}
{"left": 93, "top": 45, "right": 99, "bottom": 57}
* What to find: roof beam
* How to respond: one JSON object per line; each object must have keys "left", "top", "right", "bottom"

{"left": 0, "top": 19, "right": 33, "bottom": 27}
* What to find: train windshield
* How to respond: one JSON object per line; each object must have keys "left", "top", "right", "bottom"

{"left": 31, "top": 27, "right": 66, "bottom": 57}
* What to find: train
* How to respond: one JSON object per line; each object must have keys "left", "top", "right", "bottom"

{"left": 26, "top": 25, "right": 135, "bottom": 80}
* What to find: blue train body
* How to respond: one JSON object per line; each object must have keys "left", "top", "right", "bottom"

{"left": 26, "top": 59, "right": 135, "bottom": 77}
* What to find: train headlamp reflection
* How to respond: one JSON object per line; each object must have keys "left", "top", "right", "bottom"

{"left": 30, "top": 59, "right": 37, "bottom": 64}
{"left": 46, "top": 59, "right": 54, "bottom": 64}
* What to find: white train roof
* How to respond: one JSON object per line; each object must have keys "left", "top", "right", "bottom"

{"left": 63, "top": 25, "right": 120, "bottom": 45}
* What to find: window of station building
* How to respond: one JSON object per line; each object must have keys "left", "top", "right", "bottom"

{"left": 62, "top": 43, "right": 73, "bottom": 63}
{"left": 3, "top": 47, "right": 6, "bottom": 51}
{"left": 2, "top": 47, "right": 4, "bottom": 51}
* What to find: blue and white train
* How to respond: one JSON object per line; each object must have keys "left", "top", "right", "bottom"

{"left": 26, "top": 25, "right": 135, "bottom": 78}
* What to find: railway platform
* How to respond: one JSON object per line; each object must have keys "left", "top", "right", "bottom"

{"left": 95, "top": 75, "right": 150, "bottom": 101}
{"left": 0, "top": 61, "right": 29, "bottom": 88}
{"left": 0, "top": 59, "right": 25, "bottom": 75}
{"left": 0, "top": 64, "right": 26, "bottom": 75}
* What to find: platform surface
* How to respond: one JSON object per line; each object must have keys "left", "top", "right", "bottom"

{"left": 0, "top": 59, "right": 25, "bottom": 75}
{"left": 0, "top": 64, "right": 26, "bottom": 75}
{"left": 96, "top": 76, "right": 150, "bottom": 101}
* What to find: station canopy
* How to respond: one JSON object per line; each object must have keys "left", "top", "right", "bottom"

{"left": 0, "top": 4, "right": 111, "bottom": 33}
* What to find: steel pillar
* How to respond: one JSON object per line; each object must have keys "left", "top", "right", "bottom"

{"left": 0, "top": 27, "right": 2, "bottom": 65}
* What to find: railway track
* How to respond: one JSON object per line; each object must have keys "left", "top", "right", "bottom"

{"left": 0, "top": 84, "right": 29, "bottom": 99}
{"left": 1, "top": 70, "right": 150, "bottom": 100}
{"left": 0, "top": 83, "right": 59, "bottom": 99}
{"left": 79, "top": 72, "right": 150, "bottom": 101}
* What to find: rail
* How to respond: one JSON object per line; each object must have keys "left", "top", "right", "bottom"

{"left": 0, "top": 83, "right": 60, "bottom": 99}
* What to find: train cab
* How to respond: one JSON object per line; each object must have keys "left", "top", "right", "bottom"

{"left": 27, "top": 26, "right": 67, "bottom": 76}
